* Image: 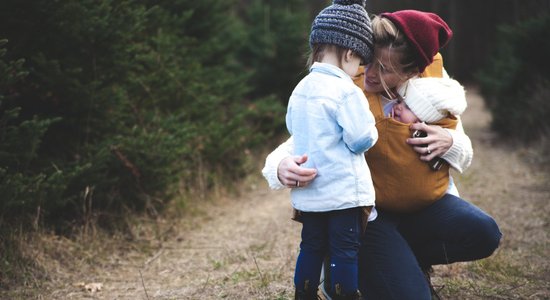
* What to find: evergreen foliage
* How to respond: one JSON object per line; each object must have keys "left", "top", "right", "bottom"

{"left": 476, "top": 14, "right": 550, "bottom": 142}
{"left": 0, "top": 41, "right": 64, "bottom": 217}
{"left": 238, "top": 0, "right": 311, "bottom": 103}
{"left": 0, "top": 0, "right": 307, "bottom": 229}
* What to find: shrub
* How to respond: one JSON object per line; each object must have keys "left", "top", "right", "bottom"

{"left": 0, "top": 40, "right": 69, "bottom": 221}
{"left": 238, "top": 0, "right": 311, "bottom": 104}
{"left": 476, "top": 14, "right": 550, "bottom": 142}
{"left": 0, "top": 0, "right": 291, "bottom": 229}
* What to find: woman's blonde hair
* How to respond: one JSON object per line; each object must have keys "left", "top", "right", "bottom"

{"left": 371, "top": 15, "right": 419, "bottom": 95}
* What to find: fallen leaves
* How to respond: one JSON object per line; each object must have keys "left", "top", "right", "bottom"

{"left": 76, "top": 282, "right": 103, "bottom": 293}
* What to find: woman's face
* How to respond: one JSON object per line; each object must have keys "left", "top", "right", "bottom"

{"left": 363, "top": 47, "right": 410, "bottom": 95}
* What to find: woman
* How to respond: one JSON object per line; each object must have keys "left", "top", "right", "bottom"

{"left": 262, "top": 10, "right": 502, "bottom": 299}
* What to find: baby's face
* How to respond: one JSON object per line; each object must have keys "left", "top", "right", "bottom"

{"left": 392, "top": 100, "right": 419, "bottom": 123}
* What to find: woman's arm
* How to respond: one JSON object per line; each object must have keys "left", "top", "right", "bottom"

{"left": 407, "top": 116, "right": 473, "bottom": 173}
{"left": 441, "top": 117, "right": 473, "bottom": 172}
{"left": 261, "top": 136, "right": 317, "bottom": 190}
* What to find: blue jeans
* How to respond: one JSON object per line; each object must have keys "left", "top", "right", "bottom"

{"left": 358, "top": 194, "right": 502, "bottom": 299}
{"left": 295, "top": 207, "right": 362, "bottom": 295}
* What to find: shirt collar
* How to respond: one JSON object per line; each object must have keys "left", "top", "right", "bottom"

{"left": 310, "top": 62, "right": 353, "bottom": 83}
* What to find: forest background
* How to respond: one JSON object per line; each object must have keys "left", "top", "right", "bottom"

{"left": 1, "top": 0, "right": 549, "bottom": 294}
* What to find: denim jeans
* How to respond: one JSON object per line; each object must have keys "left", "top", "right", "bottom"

{"left": 295, "top": 207, "right": 362, "bottom": 295}
{"left": 358, "top": 194, "right": 502, "bottom": 300}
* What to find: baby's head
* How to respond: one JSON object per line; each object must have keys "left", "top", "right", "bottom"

{"left": 308, "top": 0, "right": 374, "bottom": 69}
{"left": 393, "top": 77, "right": 467, "bottom": 123}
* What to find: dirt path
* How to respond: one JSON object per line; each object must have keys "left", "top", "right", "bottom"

{"left": 6, "top": 87, "right": 549, "bottom": 299}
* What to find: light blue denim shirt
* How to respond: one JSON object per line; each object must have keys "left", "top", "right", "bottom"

{"left": 286, "top": 62, "right": 378, "bottom": 212}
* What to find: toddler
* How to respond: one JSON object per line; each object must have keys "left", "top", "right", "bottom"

{"left": 285, "top": 0, "right": 377, "bottom": 298}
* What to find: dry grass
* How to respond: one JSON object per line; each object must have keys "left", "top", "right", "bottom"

{"left": 1, "top": 176, "right": 300, "bottom": 299}
{"left": 1, "top": 86, "right": 549, "bottom": 299}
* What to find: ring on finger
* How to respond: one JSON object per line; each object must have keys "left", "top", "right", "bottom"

{"left": 296, "top": 180, "right": 299, "bottom": 187}
{"left": 427, "top": 146, "right": 431, "bottom": 154}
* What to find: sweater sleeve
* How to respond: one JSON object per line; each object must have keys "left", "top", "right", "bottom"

{"left": 441, "top": 116, "right": 473, "bottom": 173}
{"left": 261, "top": 136, "right": 295, "bottom": 190}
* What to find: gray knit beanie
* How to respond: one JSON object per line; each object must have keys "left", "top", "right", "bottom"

{"left": 309, "top": 0, "right": 374, "bottom": 64}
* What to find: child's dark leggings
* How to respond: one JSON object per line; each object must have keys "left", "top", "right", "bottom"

{"left": 294, "top": 207, "right": 362, "bottom": 296}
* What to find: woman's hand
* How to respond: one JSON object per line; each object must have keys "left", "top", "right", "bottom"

{"left": 406, "top": 122, "right": 453, "bottom": 162}
{"left": 277, "top": 154, "right": 317, "bottom": 188}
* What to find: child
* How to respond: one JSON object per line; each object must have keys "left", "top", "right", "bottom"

{"left": 366, "top": 77, "right": 467, "bottom": 212}
{"left": 285, "top": 0, "right": 377, "bottom": 299}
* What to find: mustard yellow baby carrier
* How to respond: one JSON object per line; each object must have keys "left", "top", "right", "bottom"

{"left": 354, "top": 54, "right": 457, "bottom": 212}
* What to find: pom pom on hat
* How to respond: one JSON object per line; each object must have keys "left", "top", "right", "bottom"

{"left": 397, "top": 77, "right": 467, "bottom": 123}
{"left": 381, "top": 10, "right": 452, "bottom": 72}
{"left": 310, "top": 0, "right": 374, "bottom": 64}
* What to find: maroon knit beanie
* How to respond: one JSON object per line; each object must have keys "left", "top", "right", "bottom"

{"left": 381, "top": 10, "right": 453, "bottom": 72}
